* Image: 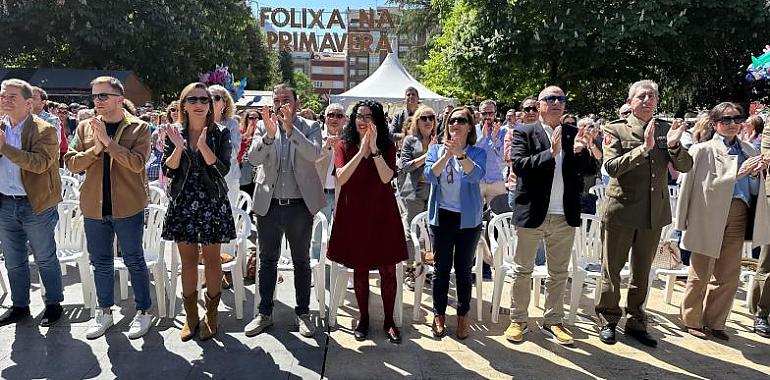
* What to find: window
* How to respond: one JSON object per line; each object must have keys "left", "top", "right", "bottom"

{"left": 313, "top": 81, "right": 323, "bottom": 88}
{"left": 333, "top": 81, "right": 344, "bottom": 88}
{"left": 333, "top": 67, "right": 344, "bottom": 75}
{"left": 311, "top": 66, "right": 323, "bottom": 74}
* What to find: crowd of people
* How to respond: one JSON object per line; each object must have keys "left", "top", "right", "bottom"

{"left": 1, "top": 74, "right": 770, "bottom": 352}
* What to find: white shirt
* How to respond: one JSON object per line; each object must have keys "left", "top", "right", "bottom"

{"left": 324, "top": 148, "right": 335, "bottom": 189}
{"left": 542, "top": 123, "right": 564, "bottom": 215}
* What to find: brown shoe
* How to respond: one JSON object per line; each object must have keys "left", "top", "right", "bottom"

{"left": 685, "top": 326, "right": 708, "bottom": 339}
{"left": 710, "top": 329, "right": 729, "bottom": 341}
{"left": 180, "top": 292, "right": 199, "bottom": 342}
{"left": 456, "top": 315, "right": 470, "bottom": 340}
{"left": 432, "top": 315, "right": 446, "bottom": 337}
{"left": 199, "top": 292, "right": 221, "bottom": 340}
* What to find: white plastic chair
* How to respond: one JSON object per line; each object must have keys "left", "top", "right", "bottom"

{"left": 148, "top": 185, "right": 168, "bottom": 206}
{"left": 43, "top": 201, "right": 91, "bottom": 307}
{"left": 589, "top": 184, "right": 606, "bottom": 213}
{"left": 408, "top": 211, "right": 484, "bottom": 323}
{"left": 90, "top": 205, "right": 170, "bottom": 317}
{"left": 60, "top": 175, "right": 81, "bottom": 201}
{"left": 741, "top": 242, "right": 758, "bottom": 308}
{"left": 487, "top": 212, "right": 548, "bottom": 323}
{"left": 0, "top": 242, "right": 8, "bottom": 294}
{"left": 668, "top": 185, "right": 679, "bottom": 218}
{"left": 236, "top": 190, "right": 253, "bottom": 215}
{"left": 253, "top": 212, "right": 328, "bottom": 319}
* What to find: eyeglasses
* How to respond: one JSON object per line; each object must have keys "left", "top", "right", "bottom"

{"left": 523, "top": 106, "right": 538, "bottom": 113}
{"left": 448, "top": 117, "right": 469, "bottom": 125}
{"left": 718, "top": 115, "right": 746, "bottom": 124}
{"left": 418, "top": 115, "right": 435, "bottom": 122}
{"left": 90, "top": 93, "right": 122, "bottom": 101}
{"left": 185, "top": 96, "right": 210, "bottom": 105}
{"left": 326, "top": 113, "right": 344, "bottom": 119}
{"left": 212, "top": 95, "right": 223, "bottom": 102}
{"left": 169, "top": 108, "right": 178, "bottom": 113}
{"left": 247, "top": 116, "right": 259, "bottom": 120}
{"left": 480, "top": 111, "right": 496, "bottom": 117}
{"left": 357, "top": 113, "right": 373, "bottom": 122}
{"left": 540, "top": 95, "right": 567, "bottom": 104}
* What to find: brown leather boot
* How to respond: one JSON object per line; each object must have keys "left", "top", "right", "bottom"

{"left": 432, "top": 315, "right": 446, "bottom": 337}
{"left": 180, "top": 292, "right": 199, "bottom": 342}
{"left": 199, "top": 292, "right": 221, "bottom": 340}
{"left": 456, "top": 315, "right": 470, "bottom": 340}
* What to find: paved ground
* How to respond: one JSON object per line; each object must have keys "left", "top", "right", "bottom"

{"left": 1, "top": 263, "right": 769, "bottom": 379}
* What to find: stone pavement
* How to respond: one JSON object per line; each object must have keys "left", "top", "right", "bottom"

{"left": 1, "top": 263, "right": 769, "bottom": 379}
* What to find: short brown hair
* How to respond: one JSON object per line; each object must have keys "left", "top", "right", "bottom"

{"left": 273, "top": 83, "right": 298, "bottom": 100}
{"left": 444, "top": 107, "right": 477, "bottom": 145}
{"left": 708, "top": 102, "right": 744, "bottom": 125}
{"left": 90, "top": 76, "right": 125, "bottom": 96}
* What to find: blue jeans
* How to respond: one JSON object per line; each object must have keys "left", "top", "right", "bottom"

{"left": 430, "top": 209, "right": 481, "bottom": 316}
{"left": 0, "top": 197, "right": 62, "bottom": 307}
{"left": 84, "top": 211, "right": 152, "bottom": 311}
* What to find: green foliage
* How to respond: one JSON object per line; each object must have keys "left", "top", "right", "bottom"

{"left": 278, "top": 51, "right": 296, "bottom": 87}
{"left": 292, "top": 71, "right": 324, "bottom": 114}
{"left": 0, "top": 0, "right": 276, "bottom": 102}
{"left": 420, "top": 0, "right": 770, "bottom": 115}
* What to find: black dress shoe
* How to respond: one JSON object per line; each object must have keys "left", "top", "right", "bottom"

{"left": 625, "top": 328, "right": 658, "bottom": 347}
{"left": 599, "top": 323, "right": 617, "bottom": 345}
{"left": 40, "top": 304, "right": 64, "bottom": 327}
{"left": 354, "top": 324, "right": 368, "bottom": 341}
{"left": 385, "top": 326, "right": 402, "bottom": 344}
{"left": 754, "top": 317, "right": 770, "bottom": 338}
{"left": 0, "top": 306, "right": 31, "bottom": 327}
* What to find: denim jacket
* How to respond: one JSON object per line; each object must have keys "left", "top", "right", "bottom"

{"left": 424, "top": 144, "right": 486, "bottom": 228}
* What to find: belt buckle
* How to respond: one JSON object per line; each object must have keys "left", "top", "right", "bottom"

{"left": 278, "top": 198, "right": 290, "bottom": 206}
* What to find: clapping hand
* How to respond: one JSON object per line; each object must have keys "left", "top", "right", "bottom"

{"left": 359, "top": 128, "right": 372, "bottom": 157}
{"left": 644, "top": 119, "right": 656, "bottom": 152}
{"left": 550, "top": 126, "right": 562, "bottom": 156}
{"left": 91, "top": 117, "right": 112, "bottom": 148}
{"left": 196, "top": 127, "right": 209, "bottom": 152}
{"left": 667, "top": 119, "right": 686, "bottom": 147}
{"left": 324, "top": 135, "right": 340, "bottom": 150}
{"left": 444, "top": 136, "right": 464, "bottom": 157}
{"left": 277, "top": 103, "right": 294, "bottom": 135}
{"left": 166, "top": 125, "right": 185, "bottom": 148}
{"left": 262, "top": 105, "right": 278, "bottom": 139}
{"left": 0, "top": 128, "right": 5, "bottom": 151}
{"left": 367, "top": 124, "right": 378, "bottom": 153}
{"left": 574, "top": 126, "right": 593, "bottom": 153}
{"left": 738, "top": 155, "right": 766, "bottom": 177}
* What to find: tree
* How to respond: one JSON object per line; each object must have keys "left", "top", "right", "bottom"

{"left": 278, "top": 51, "right": 295, "bottom": 87}
{"left": 293, "top": 71, "right": 324, "bottom": 114}
{"left": 421, "top": 0, "right": 770, "bottom": 115}
{"left": 0, "top": 0, "right": 276, "bottom": 102}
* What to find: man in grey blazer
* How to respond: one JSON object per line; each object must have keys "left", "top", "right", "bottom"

{"left": 244, "top": 84, "right": 325, "bottom": 338}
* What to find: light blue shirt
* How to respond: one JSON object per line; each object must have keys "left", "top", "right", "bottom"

{"left": 723, "top": 137, "right": 759, "bottom": 206}
{"left": 424, "top": 144, "right": 487, "bottom": 228}
{"left": 0, "top": 115, "right": 29, "bottom": 196}
{"left": 37, "top": 110, "right": 61, "bottom": 144}
{"left": 474, "top": 124, "right": 507, "bottom": 183}
{"left": 438, "top": 156, "right": 463, "bottom": 212}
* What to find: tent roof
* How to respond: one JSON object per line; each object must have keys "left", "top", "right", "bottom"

{"left": 331, "top": 53, "right": 455, "bottom": 111}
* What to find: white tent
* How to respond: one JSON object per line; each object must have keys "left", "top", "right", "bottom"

{"left": 330, "top": 53, "right": 456, "bottom": 115}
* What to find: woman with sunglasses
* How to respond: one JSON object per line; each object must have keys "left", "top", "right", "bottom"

{"left": 161, "top": 82, "right": 236, "bottom": 342}
{"left": 677, "top": 102, "right": 770, "bottom": 340}
{"left": 424, "top": 106, "right": 486, "bottom": 339}
{"left": 504, "top": 98, "right": 539, "bottom": 193}
{"left": 208, "top": 85, "right": 241, "bottom": 213}
{"left": 237, "top": 109, "right": 261, "bottom": 195}
{"left": 397, "top": 105, "right": 437, "bottom": 286}
{"left": 327, "top": 100, "right": 408, "bottom": 343}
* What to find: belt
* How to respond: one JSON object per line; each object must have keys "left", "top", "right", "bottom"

{"left": 0, "top": 193, "right": 27, "bottom": 200}
{"left": 271, "top": 198, "right": 304, "bottom": 206}
{"left": 323, "top": 188, "right": 335, "bottom": 194}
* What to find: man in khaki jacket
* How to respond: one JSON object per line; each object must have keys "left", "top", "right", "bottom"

{"left": 65, "top": 76, "right": 152, "bottom": 339}
{"left": 0, "top": 79, "right": 63, "bottom": 328}
{"left": 596, "top": 80, "right": 692, "bottom": 347}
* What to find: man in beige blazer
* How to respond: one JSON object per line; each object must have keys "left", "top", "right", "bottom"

{"left": 315, "top": 103, "right": 346, "bottom": 224}
{"left": 676, "top": 102, "right": 770, "bottom": 340}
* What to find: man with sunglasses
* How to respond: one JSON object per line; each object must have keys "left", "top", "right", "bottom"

{"left": 596, "top": 80, "right": 692, "bottom": 347}
{"left": 505, "top": 86, "right": 598, "bottom": 345}
{"left": 245, "top": 83, "right": 325, "bottom": 338}
{"left": 314, "top": 103, "right": 346, "bottom": 261}
{"left": 65, "top": 76, "right": 153, "bottom": 339}
{"left": 0, "top": 79, "right": 63, "bottom": 328}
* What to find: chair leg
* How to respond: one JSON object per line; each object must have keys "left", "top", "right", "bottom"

{"left": 746, "top": 274, "right": 756, "bottom": 308}
{"left": 77, "top": 259, "right": 91, "bottom": 308}
{"left": 329, "top": 264, "right": 348, "bottom": 328}
{"left": 233, "top": 268, "right": 245, "bottom": 320}
{"left": 567, "top": 271, "right": 585, "bottom": 324}
{"left": 60, "top": 263, "right": 68, "bottom": 275}
{"left": 0, "top": 271, "right": 7, "bottom": 294}
{"left": 412, "top": 271, "right": 425, "bottom": 322}
{"left": 664, "top": 274, "right": 675, "bottom": 305}
{"left": 592, "top": 277, "right": 602, "bottom": 306}
{"left": 167, "top": 243, "right": 179, "bottom": 318}
{"left": 152, "top": 264, "right": 167, "bottom": 318}
{"left": 533, "top": 277, "right": 542, "bottom": 309}
{"left": 119, "top": 270, "right": 129, "bottom": 301}
{"left": 491, "top": 270, "right": 506, "bottom": 324}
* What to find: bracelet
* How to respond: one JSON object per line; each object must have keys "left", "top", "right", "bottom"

{"left": 371, "top": 151, "right": 382, "bottom": 158}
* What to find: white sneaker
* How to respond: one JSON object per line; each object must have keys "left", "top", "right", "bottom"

{"left": 127, "top": 310, "right": 152, "bottom": 339}
{"left": 297, "top": 314, "right": 316, "bottom": 337}
{"left": 86, "top": 309, "right": 114, "bottom": 339}
{"left": 244, "top": 314, "right": 273, "bottom": 337}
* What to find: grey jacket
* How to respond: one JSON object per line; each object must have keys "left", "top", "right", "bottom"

{"left": 247, "top": 116, "right": 326, "bottom": 216}
{"left": 397, "top": 135, "right": 430, "bottom": 201}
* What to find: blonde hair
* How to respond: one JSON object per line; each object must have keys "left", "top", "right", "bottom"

{"left": 208, "top": 85, "right": 235, "bottom": 120}
{"left": 409, "top": 105, "right": 436, "bottom": 139}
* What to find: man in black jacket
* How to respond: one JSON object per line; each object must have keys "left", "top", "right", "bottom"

{"left": 504, "top": 86, "right": 598, "bottom": 345}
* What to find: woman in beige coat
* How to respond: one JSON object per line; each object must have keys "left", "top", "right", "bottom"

{"left": 676, "top": 102, "right": 770, "bottom": 340}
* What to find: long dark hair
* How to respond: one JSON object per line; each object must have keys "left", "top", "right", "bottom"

{"left": 341, "top": 100, "right": 391, "bottom": 152}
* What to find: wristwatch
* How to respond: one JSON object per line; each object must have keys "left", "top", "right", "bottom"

{"left": 371, "top": 150, "right": 382, "bottom": 158}
{"left": 455, "top": 153, "right": 467, "bottom": 160}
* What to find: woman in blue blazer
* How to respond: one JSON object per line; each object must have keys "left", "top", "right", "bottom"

{"left": 424, "top": 106, "right": 486, "bottom": 339}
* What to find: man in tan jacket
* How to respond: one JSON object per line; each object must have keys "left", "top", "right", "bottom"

{"left": 752, "top": 116, "right": 770, "bottom": 338}
{"left": 64, "top": 76, "right": 152, "bottom": 339}
{"left": 0, "top": 79, "right": 63, "bottom": 328}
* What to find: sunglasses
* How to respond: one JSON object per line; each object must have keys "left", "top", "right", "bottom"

{"left": 448, "top": 117, "right": 469, "bottom": 125}
{"left": 90, "top": 93, "right": 121, "bottom": 101}
{"left": 326, "top": 113, "right": 344, "bottom": 119}
{"left": 523, "top": 106, "right": 538, "bottom": 113}
{"left": 540, "top": 95, "right": 567, "bottom": 104}
{"left": 212, "top": 94, "right": 223, "bottom": 102}
{"left": 185, "top": 96, "right": 210, "bottom": 105}
{"left": 718, "top": 115, "right": 746, "bottom": 124}
{"left": 418, "top": 115, "right": 435, "bottom": 122}
{"left": 247, "top": 115, "right": 259, "bottom": 120}
{"left": 169, "top": 108, "right": 178, "bottom": 113}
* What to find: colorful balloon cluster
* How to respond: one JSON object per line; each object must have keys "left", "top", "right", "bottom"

{"left": 199, "top": 65, "right": 247, "bottom": 101}
{"left": 746, "top": 45, "right": 770, "bottom": 82}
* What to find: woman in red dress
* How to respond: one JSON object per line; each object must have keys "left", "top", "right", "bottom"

{"left": 327, "top": 100, "right": 408, "bottom": 343}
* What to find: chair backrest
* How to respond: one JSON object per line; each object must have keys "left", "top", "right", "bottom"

{"left": 574, "top": 213, "right": 602, "bottom": 268}
{"left": 489, "top": 193, "right": 512, "bottom": 216}
{"left": 279, "top": 212, "right": 329, "bottom": 268}
{"left": 55, "top": 200, "right": 84, "bottom": 251}
{"left": 236, "top": 190, "right": 253, "bottom": 215}
{"left": 61, "top": 175, "right": 81, "bottom": 200}
{"left": 224, "top": 208, "right": 252, "bottom": 256}
{"left": 148, "top": 185, "right": 168, "bottom": 206}
{"left": 409, "top": 211, "right": 431, "bottom": 264}
{"left": 487, "top": 212, "right": 516, "bottom": 268}
{"left": 143, "top": 205, "right": 167, "bottom": 253}
{"left": 589, "top": 184, "right": 606, "bottom": 213}
{"left": 668, "top": 185, "right": 679, "bottom": 216}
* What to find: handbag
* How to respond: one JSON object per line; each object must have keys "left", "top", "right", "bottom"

{"left": 652, "top": 240, "right": 683, "bottom": 270}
